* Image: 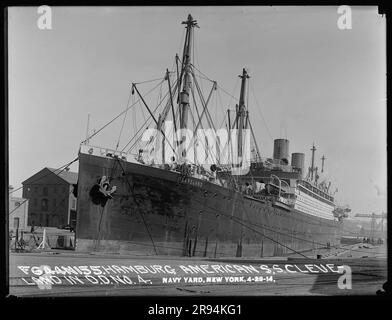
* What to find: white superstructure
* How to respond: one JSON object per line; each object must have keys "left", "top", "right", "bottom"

{"left": 294, "top": 183, "right": 335, "bottom": 220}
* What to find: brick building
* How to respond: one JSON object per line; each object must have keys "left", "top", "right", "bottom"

{"left": 22, "top": 168, "right": 78, "bottom": 229}
{"left": 9, "top": 185, "right": 29, "bottom": 232}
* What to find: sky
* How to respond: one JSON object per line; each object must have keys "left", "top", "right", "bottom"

{"left": 8, "top": 6, "right": 386, "bottom": 216}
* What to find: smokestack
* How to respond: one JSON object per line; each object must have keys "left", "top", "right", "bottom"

{"left": 273, "top": 139, "right": 289, "bottom": 164}
{"left": 291, "top": 153, "right": 305, "bottom": 177}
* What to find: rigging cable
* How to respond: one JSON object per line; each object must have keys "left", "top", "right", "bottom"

{"left": 128, "top": 85, "right": 178, "bottom": 157}
{"left": 133, "top": 77, "right": 165, "bottom": 85}
{"left": 189, "top": 192, "right": 311, "bottom": 259}
{"left": 217, "top": 79, "right": 240, "bottom": 106}
{"left": 115, "top": 89, "right": 133, "bottom": 151}
{"left": 120, "top": 84, "right": 173, "bottom": 153}
{"left": 114, "top": 157, "right": 158, "bottom": 255}
{"left": 80, "top": 79, "right": 165, "bottom": 145}
{"left": 190, "top": 63, "right": 216, "bottom": 84}
{"left": 249, "top": 80, "right": 274, "bottom": 141}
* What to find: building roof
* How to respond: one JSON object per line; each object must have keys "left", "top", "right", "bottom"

{"left": 47, "top": 168, "right": 78, "bottom": 185}
{"left": 22, "top": 167, "right": 79, "bottom": 186}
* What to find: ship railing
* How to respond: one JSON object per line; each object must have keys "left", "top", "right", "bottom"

{"left": 268, "top": 182, "right": 296, "bottom": 195}
{"left": 268, "top": 174, "right": 293, "bottom": 197}
{"left": 297, "top": 180, "right": 335, "bottom": 203}
{"left": 249, "top": 191, "right": 296, "bottom": 206}
{"left": 80, "top": 144, "right": 130, "bottom": 161}
{"left": 167, "top": 162, "right": 219, "bottom": 180}
{"left": 249, "top": 193, "right": 270, "bottom": 202}
{"left": 240, "top": 177, "right": 295, "bottom": 199}
{"left": 299, "top": 179, "right": 333, "bottom": 197}
{"left": 277, "top": 196, "right": 296, "bottom": 207}
{"left": 260, "top": 158, "right": 296, "bottom": 172}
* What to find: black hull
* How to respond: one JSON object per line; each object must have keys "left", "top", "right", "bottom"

{"left": 75, "top": 152, "right": 342, "bottom": 257}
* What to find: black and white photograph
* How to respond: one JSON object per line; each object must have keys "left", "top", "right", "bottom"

{"left": 5, "top": 5, "right": 388, "bottom": 303}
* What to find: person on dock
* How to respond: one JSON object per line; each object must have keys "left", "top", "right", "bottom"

{"left": 30, "top": 222, "right": 35, "bottom": 233}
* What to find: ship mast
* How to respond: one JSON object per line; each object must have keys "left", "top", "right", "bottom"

{"left": 179, "top": 14, "right": 198, "bottom": 160}
{"left": 321, "top": 155, "right": 326, "bottom": 173}
{"left": 310, "top": 143, "right": 316, "bottom": 180}
{"left": 236, "top": 68, "right": 249, "bottom": 159}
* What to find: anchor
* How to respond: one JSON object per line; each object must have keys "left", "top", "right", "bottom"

{"left": 89, "top": 175, "right": 117, "bottom": 207}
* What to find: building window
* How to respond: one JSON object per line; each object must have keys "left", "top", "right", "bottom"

{"left": 43, "top": 187, "right": 48, "bottom": 196}
{"left": 71, "top": 199, "right": 77, "bottom": 210}
{"left": 53, "top": 199, "right": 57, "bottom": 209}
{"left": 53, "top": 215, "right": 59, "bottom": 227}
{"left": 14, "top": 217, "right": 20, "bottom": 229}
{"left": 34, "top": 199, "right": 38, "bottom": 208}
{"left": 41, "top": 199, "right": 48, "bottom": 211}
{"left": 54, "top": 187, "right": 57, "bottom": 194}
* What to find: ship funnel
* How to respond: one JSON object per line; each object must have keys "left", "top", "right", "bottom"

{"left": 273, "top": 139, "right": 290, "bottom": 164}
{"left": 291, "top": 152, "right": 305, "bottom": 177}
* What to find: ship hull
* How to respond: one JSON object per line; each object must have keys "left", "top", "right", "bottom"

{"left": 75, "top": 152, "right": 342, "bottom": 257}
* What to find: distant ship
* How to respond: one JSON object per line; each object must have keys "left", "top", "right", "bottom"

{"left": 75, "top": 14, "right": 348, "bottom": 257}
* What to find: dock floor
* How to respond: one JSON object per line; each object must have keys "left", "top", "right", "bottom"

{"left": 8, "top": 243, "right": 387, "bottom": 297}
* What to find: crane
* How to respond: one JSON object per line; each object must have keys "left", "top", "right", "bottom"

{"left": 354, "top": 212, "right": 387, "bottom": 240}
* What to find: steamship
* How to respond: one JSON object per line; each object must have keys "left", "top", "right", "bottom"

{"left": 75, "top": 15, "right": 348, "bottom": 257}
